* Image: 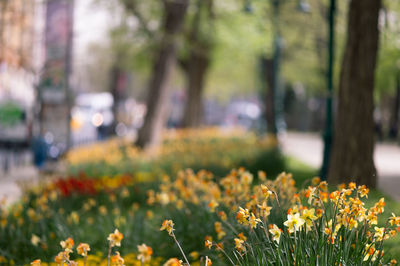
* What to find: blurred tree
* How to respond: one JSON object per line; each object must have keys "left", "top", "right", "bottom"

{"left": 121, "top": 0, "right": 189, "bottom": 148}
{"left": 375, "top": 1, "right": 400, "bottom": 139}
{"left": 179, "top": 0, "right": 215, "bottom": 128}
{"left": 328, "top": 0, "right": 381, "bottom": 187}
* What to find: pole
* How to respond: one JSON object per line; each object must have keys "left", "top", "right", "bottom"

{"left": 320, "top": 0, "right": 335, "bottom": 180}
{"left": 65, "top": 0, "right": 74, "bottom": 150}
{"left": 272, "top": 0, "right": 282, "bottom": 136}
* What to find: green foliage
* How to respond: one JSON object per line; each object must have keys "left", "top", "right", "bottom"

{"left": 0, "top": 102, "right": 24, "bottom": 127}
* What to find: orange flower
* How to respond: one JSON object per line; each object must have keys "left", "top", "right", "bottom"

{"left": 137, "top": 243, "right": 153, "bottom": 262}
{"left": 208, "top": 200, "right": 219, "bottom": 212}
{"left": 164, "top": 258, "right": 183, "bottom": 266}
{"left": 111, "top": 251, "right": 124, "bottom": 266}
{"left": 31, "top": 259, "right": 41, "bottom": 266}
{"left": 234, "top": 238, "right": 246, "bottom": 253}
{"left": 77, "top": 243, "right": 90, "bottom": 257}
{"left": 54, "top": 251, "right": 67, "bottom": 264}
{"left": 60, "top": 237, "right": 74, "bottom": 251}
{"left": 160, "top": 220, "right": 175, "bottom": 236}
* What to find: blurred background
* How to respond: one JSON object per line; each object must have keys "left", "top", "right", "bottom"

{"left": 0, "top": 0, "right": 399, "bottom": 190}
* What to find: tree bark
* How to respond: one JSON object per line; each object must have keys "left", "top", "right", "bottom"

{"left": 260, "top": 57, "right": 277, "bottom": 135}
{"left": 181, "top": 0, "right": 214, "bottom": 128}
{"left": 388, "top": 75, "right": 400, "bottom": 139}
{"left": 109, "top": 64, "right": 120, "bottom": 133}
{"left": 182, "top": 50, "right": 210, "bottom": 128}
{"left": 328, "top": 0, "right": 381, "bottom": 187}
{"left": 135, "top": 0, "right": 189, "bottom": 149}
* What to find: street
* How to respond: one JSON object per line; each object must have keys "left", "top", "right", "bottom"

{"left": 282, "top": 132, "right": 400, "bottom": 201}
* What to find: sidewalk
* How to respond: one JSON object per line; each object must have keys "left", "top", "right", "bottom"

{"left": 281, "top": 132, "right": 400, "bottom": 201}
{"left": 0, "top": 166, "right": 39, "bottom": 206}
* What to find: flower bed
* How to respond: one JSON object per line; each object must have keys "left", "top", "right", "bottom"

{"left": 1, "top": 168, "right": 400, "bottom": 265}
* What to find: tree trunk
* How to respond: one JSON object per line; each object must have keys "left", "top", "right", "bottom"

{"left": 182, "top": 51, "right": 210, "bottom": 128}
{"left": 135, "top": 0, "right": 189, "bottom": 149}
{"left": 181, "top": 0, "right": 214, "bottom": 128}
{"left": 109, "top": 64, "right": 121, "bottom": 134}
{"left": 328, "top": 0, "right": 381, "bottom": 187}
{"left": 388, "top": 75, "right": 400, "bottom": 139}
{"left": 260, "top": 57, "right": 277, "bottom": 135}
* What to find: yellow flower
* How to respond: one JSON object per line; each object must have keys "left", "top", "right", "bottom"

{"left": 205, "top": 256, "right": 212, "bottom": 266}
{"left": 363, "top": 244, "right": 377, "bottom": 262}
{"left": 367, "top": 211, "right": 378, "bottom": 225}
{"left": 236, "top": 207, "right": 249, "bottom": 225}
{"left": 160, "top": 219, "right": 175, "bottom": 236}
{"left": 284, "top": 213, "right": 305, "bottom": 233}
{"left": 55, "top": 251, "right": 68, "bottom": 264}
{"left": 348, "top": 182, "right": 356, "bottom": 190}
{"left": 205, "top": 240, "right": 213, "bottom": 249}
{"left": 260, "top": 185, "right": 273, "bottom": 199}
{"left": 31, "top": 259, "right": 41, "bottom": 266}
{"left": 238, "top": 232, "right": 247, "bottom": 241}
{"left": 99, "top": 205, "right": 108, "bottom": 215}
{"left": 189, "top": 251, "right": 200, "bottom": 260}
{"left": 374, "top": 227, "right": 388, "bottom": 241}
{"left": 108, "top": 229, "right": 123, "bottom": 247}
{"left": 146, "top": 210, "right": 154, "bottom": 219}
{"left": 31, "top": 234, "right": 41, "bottom": 246}
{"left": 111, "top": 251, "right": 125, "bottom": 266}
{"left": 234, "top": 238, "right": 246, "bottom": 253}
{"left": 375, "top": 198, "right": 385, "bottom": 214}
{"left": 77, "top": 243, "right": 90, "bottom": 257}
{"left": 301, "top": 208, "right": 317, "bottom": 228}
{"left": 257, "top": 201, "right": 272, "bottom": 218}
{"left": 358, "top": 185, "right": 369, "bottom": 198}
{"left": 60, "top": 237, "right": 74, "bottom": 252}
{"left": 240, "top": 171, "right": 253, "bottom": 184}
{"left": 137, "top": 243, "right": 153, "bottom": 262}
{"left": 214, "top": 222, "right": 226, "bottom": 239}
{"left": 208, "top": 200, "right": 219, "bottom": 212}
{"left": 68, "top": 211, "right": 79, "bottom": 224}
{"left": 258, "top": 171, "right": 267, "bottom": 181}
{"left": 269, "top": 224, "right": 282, "bottom": 243}
{"left": 389, "top": 213, "right": 400, "bottom": 226}
{"left": 249, "top": 213, "right": 261, "bottom": 229}
{"left": 218, "top": 211, "right": 227, "bottom": 221}
{"left": 164, "top": 258, "right": 183, "bottom": 266}
{"left": 311, "top": 177, "right": 321, "bottom": 186}
{"left": 305, "top": 186, "right": 317, "bottom": 205}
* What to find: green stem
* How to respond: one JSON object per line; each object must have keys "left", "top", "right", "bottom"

{"left": 172, "top": 232, "right": 190, "bottom": 266}
{"left": 107, "top": 243, "right": 112, "bottom": 266}
{"left": 215, "top": 244, "right": 235, "bottom": 265}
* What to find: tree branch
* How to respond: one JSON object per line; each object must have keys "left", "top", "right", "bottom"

{"left": 122, "top": 0, "right": 154, "bottom": 38}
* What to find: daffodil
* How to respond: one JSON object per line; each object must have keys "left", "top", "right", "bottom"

{"left": 107, "top": 229, "right": 123, "bottom": 247}
{"left": 31, "top": 259, "right": 41, "bottom": 266}
{"left": 110, "top": 251, "right": 125, "bottom": 266}
{"left": 269, "top": 224, "right": 282, "bottom": 243}
{"left": 163, "top": 258, "right": 183, "bottom": 266}
{"left": 301, "top": 208, "right": 317, "bottom": 229}
{"left": 249, "top": 213, "right": 261, "bottom": 229}
{"left": 77, "top": 243, "right": 90, "bottom": 257}
{"left": 137, "top": 243, "right": 153, "bottom": 262}
{"left": 284, "top": 213, "right": 305, "bottom": 233}
{"left": 374, "top": 227, "right": 388, "bottom": 241}
{"left": 160, "top": 219, "right": 175, "bottom": 236}
{"left": 234, "top": 238, "right": 246, "bottom": 253}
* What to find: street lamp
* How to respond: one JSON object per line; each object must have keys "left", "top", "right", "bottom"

{"left": 271, "top": 0, "right": 310, "bottom": 135}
